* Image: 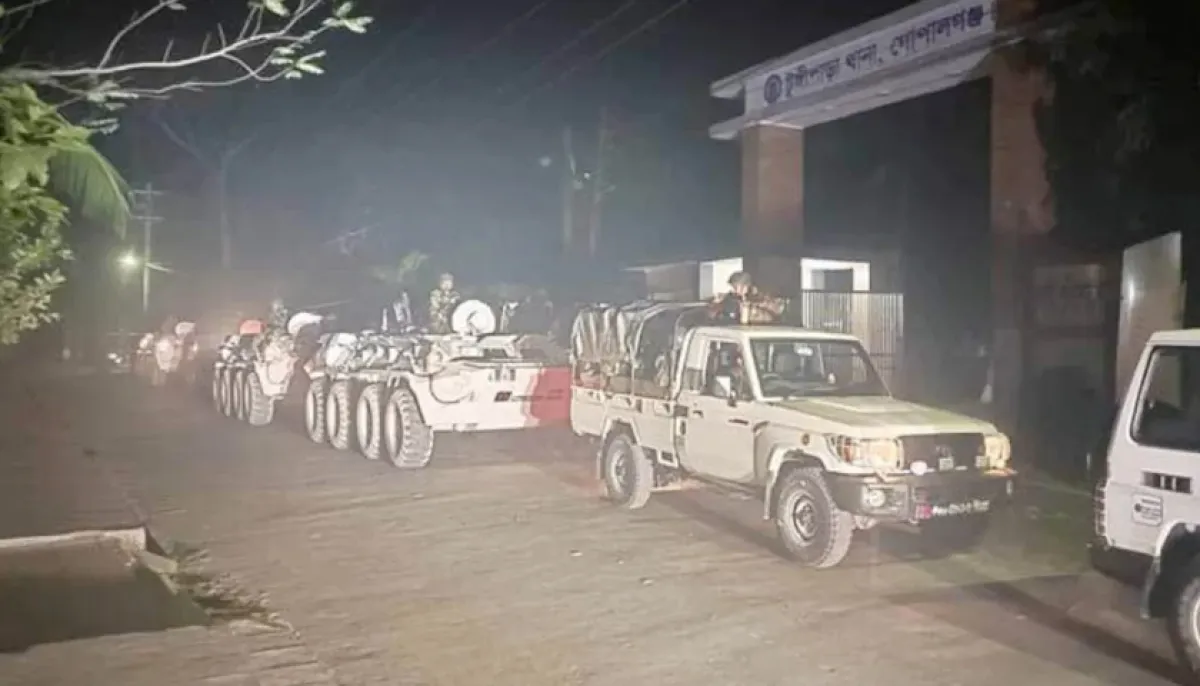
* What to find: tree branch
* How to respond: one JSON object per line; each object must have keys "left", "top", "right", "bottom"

{"left": 0, "top": 0, "right": 373, "bottom": 104}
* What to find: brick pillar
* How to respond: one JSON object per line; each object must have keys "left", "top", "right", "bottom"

{"left": 741, "top": 124, "right": 805, "bottom": 297}
{"left": 989, "top": 0, "right": 1053, "bottom": 433}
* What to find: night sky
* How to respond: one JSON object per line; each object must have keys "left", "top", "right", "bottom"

{"left": 12, "top": 0, "right": 989, "bottom": 336}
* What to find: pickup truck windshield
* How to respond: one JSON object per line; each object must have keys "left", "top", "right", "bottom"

{"left": 749, "top": 338, "right": 887, "bottom": 398}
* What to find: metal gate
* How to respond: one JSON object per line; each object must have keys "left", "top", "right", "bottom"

{"left": 785, "top": 291, "right": 904, "bottom": 387}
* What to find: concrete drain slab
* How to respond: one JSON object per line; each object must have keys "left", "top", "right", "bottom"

{"left": 0, "top": 538, "right": 208, "bottom": 653}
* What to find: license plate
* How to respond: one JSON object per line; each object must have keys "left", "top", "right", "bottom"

{"left": 916, "top": 498, "right": 991, "bottom": 520}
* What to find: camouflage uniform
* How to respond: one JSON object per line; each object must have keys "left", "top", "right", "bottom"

{"left": 428, "top": 286, "right": 460, "bottom": 334}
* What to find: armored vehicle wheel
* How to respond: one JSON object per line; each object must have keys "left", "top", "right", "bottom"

{"left": 601, "top": 433, "right": 653, "bottom": 510}
{"left": 245, "top": 371, "right": 275, "bottom": 427}
{"left": 235, "top": 372, "right": 252, "bottom": 422}
{"left": 304, "top": 378, "right": 329, "bottom": 444}
{"left": 773, "top": 468, "right": 854, "bottom": 569}
{"left": 229, "top": 371, "right": 244, "bottom": 419}
{"left": 211, "top": 368, "right": 223, "bottom": 409}
{"left": 326, "top": 380, "right": 355, "bottom": 451}
{"left": 356, "top": 383, "right": 384, "bottom": 460}
{"left": 382, "top": 386, "right": 433, "bottom": 469}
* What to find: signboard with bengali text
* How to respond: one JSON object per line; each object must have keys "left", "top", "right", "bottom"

{"left": 744, "top": 0, "right": 997, "bottom": 114}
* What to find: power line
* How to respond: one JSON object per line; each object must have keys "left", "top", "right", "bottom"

{"left": 467, "top": 0, "right": 696, "bottom": 135}
{"left": 493, "top": 0, "right": 645, "bottom": 98}
{"left": 397, "top": 0, "right": 562, "bottom": 106}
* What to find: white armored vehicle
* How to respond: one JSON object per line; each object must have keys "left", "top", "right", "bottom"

{"left": 303, "top": 299, "right": 570, "bottom": 468}
{"left": 212, "top": 312, "right": 326, "bottom": 426}
{"left": 571, "top": 301, "right": 1015, "bottom": 569}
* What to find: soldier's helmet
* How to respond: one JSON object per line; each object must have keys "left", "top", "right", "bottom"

{"left": 728, "top": 271, "right": 752, "bottom": 288}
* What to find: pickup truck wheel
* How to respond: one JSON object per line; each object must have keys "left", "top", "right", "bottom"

{"left": 774, "top": 468, "right": 854, "bottom": 569}
{"left": 356, "top": 383, "right": 384, "bottom": 460}
{"left": 602, "top": 433, "right": 653, "bottom": 510}
{"left": 1169, "top": 557, "right": 1200, "bottom": 674}
{"left": 326, "top": 380, "right": 355, "bottom": 451}
{"left": 304, "top": 378, "right": 328, "bottom": 444}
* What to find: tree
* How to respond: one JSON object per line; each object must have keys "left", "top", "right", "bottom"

{"left": 2, "top": 0, "right": 373, "bottom": 107}
{"left": 0, "top": 0, "right": 372, "bottom": 344}
{"left": 0, "top": 84, "right": 128, "bottom": 344}
{"left": 1030, "top": 0, "right": 1200, "bottom": 251}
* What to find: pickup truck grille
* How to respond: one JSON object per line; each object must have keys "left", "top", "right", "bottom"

{"left": 900, "top": 433, "right": 984, "bottom": 471}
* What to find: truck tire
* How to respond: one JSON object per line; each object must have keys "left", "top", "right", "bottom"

{"left": 245, "top": 371, "right": 275, "bottom": 427}
{"left": 773, "top": 468, "right": 854, "bottom": 569}
{"left": 356, "top": 383, "right": 384, "bottom": 460}
{"left": 304, "top": 378, "right": 328, "bottom": 444}
{"left": 1169, "top": 557, "right": 1200, "bottom": 675}
{"left": 601, "top": 433, "right": 653, "bottom": 510}
{"left": 382, "top": 386, "right": 433, "bottom": 469}
{"left": 326, "top": 380, "right": 355, "bottom": 451}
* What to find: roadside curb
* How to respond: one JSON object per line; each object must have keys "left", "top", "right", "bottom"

{"left": 0, "top": 525, "right": 148, "bottom": 553}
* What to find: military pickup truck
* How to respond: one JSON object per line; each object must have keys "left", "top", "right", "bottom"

{"left": 570, "top": 301, "right": 1015, "bottom": 569}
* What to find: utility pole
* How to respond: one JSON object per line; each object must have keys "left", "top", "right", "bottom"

{"left": 561, "top": 126, "right": 576, "bottom": 255}
{"left": 588, "top": 106, "right": 610, "bottom": 258}
{"left": 129, "top": 184, "right": 164, "bottom": 316}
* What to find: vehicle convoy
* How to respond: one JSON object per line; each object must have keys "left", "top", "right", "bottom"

{"left": 212, "top": 311, "right": 326, "bottom": 426}
{"left": 570, "top": 301, "right": 1016, "bottom": 569}
{"left": 302, "top": 299, "right": 570, "bottom": 469}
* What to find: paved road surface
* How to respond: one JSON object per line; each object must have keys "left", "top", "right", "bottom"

{"left": 0, "top": 376, "right": 1190, "bottom": 685}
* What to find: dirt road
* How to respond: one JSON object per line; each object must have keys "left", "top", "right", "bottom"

{"left": 0, "top": 376, "right": 1189, "bottom": 685}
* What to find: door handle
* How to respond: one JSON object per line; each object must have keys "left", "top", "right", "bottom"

{"left": 728, "top": 418, "right": 749, "bottom": 426}
{"left": 691, "top": 409, "right": 704, "bottom": 418}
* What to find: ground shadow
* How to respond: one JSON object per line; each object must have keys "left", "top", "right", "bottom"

{"left": 885, "top": 575, "right": 1190, "bottom": 685}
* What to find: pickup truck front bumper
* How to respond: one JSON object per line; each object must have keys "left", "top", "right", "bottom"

{"left": 825, "top": 470, "right": 1015, "bottom": 523}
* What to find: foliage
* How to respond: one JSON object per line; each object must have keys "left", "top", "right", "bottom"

{"left": 1028, "top": 0, "right": 1200, "bottom": 248}
{"left": 369, "top": 251, "right": 431, "bottom": 289}
{"left": 0, "top": 85, "right": 129, "bottom": 344}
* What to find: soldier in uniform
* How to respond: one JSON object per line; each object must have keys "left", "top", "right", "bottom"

{"left": 428, "top": 272, "right": 461, "bottom": 334}
{"left": 709, "top": 271, "right": 785, "bottom": 324}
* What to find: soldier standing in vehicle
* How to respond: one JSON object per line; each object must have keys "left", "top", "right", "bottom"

{"left": 709, "top": 271, "right": 785, "bottom": 324}
{"left": 381, "top": 290, "right": 414, "bottom": 333}
{"left": 428, "top": 272, "right": 461, "bottom": 334}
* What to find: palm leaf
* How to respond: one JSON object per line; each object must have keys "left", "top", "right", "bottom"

{"left": 47, "top": 143, "right": 130, "bottom": 236}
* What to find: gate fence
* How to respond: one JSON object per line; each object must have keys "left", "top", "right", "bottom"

{"left": 783, "top": 291, "right": 905, "bottom": 388}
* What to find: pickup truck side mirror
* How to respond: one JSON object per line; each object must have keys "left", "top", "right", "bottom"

{"left": 714, "top": 375, "right": 737, "bottom": 407}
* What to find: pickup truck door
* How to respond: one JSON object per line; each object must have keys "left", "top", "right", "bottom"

{"left": 675, "top": 338, "right": 756, "bottom": 483}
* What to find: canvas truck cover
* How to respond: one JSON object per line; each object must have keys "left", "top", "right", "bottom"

{"left": 570, "top": 301, "right": 708, "bottom": 368}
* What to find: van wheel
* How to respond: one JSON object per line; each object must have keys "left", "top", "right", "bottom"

{"left": 383, "top": 386, "right": 433, "bottom": 469}
{"left": 356, "top": 383, "right": 384, "bottom": 460}
{"left": 601, "top": 433, "right": 653, "bottom": 510}
{"left": 773, "top": 468, "right": 854, "bottom": 569}
{"left": 1169, "top": 558, "right": 1200, "bottom": 675}
{"left": 304, "top": 378, "right": 328, "bottom": 444}
{"left": 326, "top": 380, "right": 355, "bottom": 451}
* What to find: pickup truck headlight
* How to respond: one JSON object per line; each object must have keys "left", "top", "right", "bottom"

{"left": 827, "top": 436, "right": 903, "bottom": 472}
{"left": 984, "top": 433, "right": 1011, "bottom": 469}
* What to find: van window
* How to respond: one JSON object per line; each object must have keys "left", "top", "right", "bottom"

{"left": 1134, "top": 346, "right": 1200, "bottom": 451}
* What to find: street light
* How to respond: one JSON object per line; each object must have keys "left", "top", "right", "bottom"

{"left": 117, "top": 251, "right": 174, "bottom": 314}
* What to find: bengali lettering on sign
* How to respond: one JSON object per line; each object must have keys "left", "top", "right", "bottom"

{"left": 750, "top": 0, "right": 996, "bottom": 113}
